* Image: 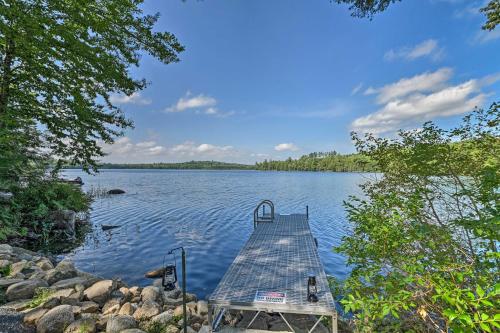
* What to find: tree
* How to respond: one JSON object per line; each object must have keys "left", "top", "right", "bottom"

{"left": 335, "top": 103, "right": 499, "bottom": 332}
{"left": 0, "top": 0, "right": 184, "bottom": 172}
{"left": 334, "top": 0, "right": 499, "bottom": 31}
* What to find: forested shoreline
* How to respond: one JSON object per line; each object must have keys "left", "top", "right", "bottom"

{"left": 63, "top": 152, "right": 376, "bottom": 172}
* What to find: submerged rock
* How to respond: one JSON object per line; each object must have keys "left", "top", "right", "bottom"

{"left": 107, "top": 189, "right": 125, "bottom": 195}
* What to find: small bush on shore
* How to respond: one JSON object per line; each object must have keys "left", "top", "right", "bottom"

{"left": 27, "top": 288, "right": 55, "bottom": 309}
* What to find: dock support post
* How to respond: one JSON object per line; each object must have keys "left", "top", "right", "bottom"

{"left": 182, "top": 249, "right": 187, "bottom": 333}
{"left": 331, "top": 314, "right": 337, "bottom": 333}
{"left": 306, "top": 205, "right": 309, "bottom": 219}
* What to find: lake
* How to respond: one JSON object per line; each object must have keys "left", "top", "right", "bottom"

{"left": 61, "top": 169, "right": 370, "bottom": 299}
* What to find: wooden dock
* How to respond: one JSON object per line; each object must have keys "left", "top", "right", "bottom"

{"left": 208, "top": 201, "right": 337, "bottom": 333}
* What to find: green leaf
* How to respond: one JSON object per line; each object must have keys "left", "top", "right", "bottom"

{"left": 477, "top": 285, "right": 485, "bottom": 298}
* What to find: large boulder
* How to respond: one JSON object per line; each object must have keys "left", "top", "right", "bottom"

{"left": 84, "top": 280, "right": 116, "bottom": 306}
{"left": 133, "top": 300, "right": 161, "bottom": 320}
{"left": 151, "top": 311, "right": 174, "bottom": 325}
{"left": 6, "top": 279, "right": 48, "bottom": 301}
{"left": 141, "top": 286, "right": 160, "bottom": 303}
{"left": 23, "top": 307, "right": 48, "bottom": 325}
{"left": 36, "top": 305, "right": 74, "bottom": 333}
{"left": 44, "top": 260, "right": 77, "bottom": 285}
{"left": 51, "top": 276, "right": 98, "bottom": 290}
{"left": 0, "top": 244, "right": 13, "bottom": 254}
{"left": 64, "top": 318, "right": 96, "bottom": 333}
{"left": 106, "top": 315, "right": 137, "bottom": 333}
{"left": 197, "top": 301, "right": 208, "bottom": 316}
{"left": 0, "top": 278, "right": 23, "bottom": 288}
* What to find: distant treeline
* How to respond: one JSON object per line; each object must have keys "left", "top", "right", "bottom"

{"left": 64, "top": 152, "right": 376, "bottom": 172}
{"left": 255, "top": 151, "right": 376, "bottom": 172}
{"left": 68, "top": 160, "right": 254, "bottom": 170}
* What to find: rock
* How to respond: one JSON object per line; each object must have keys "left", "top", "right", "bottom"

{"left": 1, "top": 299, "right": 32, "bottom": 311}
{"left": 0, "top": 244, "right": 13, "bottom": 254}
{"left": 107, "top": 189, "right": 125, "bottom": 195}
{"left": 192, "top": 322, "right": 202, "bottom": 331}
{"left": 141, "top": 286, "right": 160, "bottom": 303}
{"left": 0, "top": 307, "right": 35, "bottom": 333}
{"left": 121, "top": 330, "right": 145, "bottom": 333}
{"left": 185, "top": 293, "right": 197, "bottom": 303}
{"left": 0, "top": 259, "right": 10, "bottom": 269}
{"left": 84, "top": 280, "right": 116, "bottom": 306}
{"left": 197, "top": 301, "right": 208, "bottom": 316}
{"left": 128, "top": 286, "right": 141, "bottom": 297}
{"left": 71, "top": 305, "right": 81, "bottom": 316}
{"left": 174, "top": 305, "right": 193, "bottom": 317}
{"left": 151, "top": 310, "right": 174, "bottom": 324}
{"left": 145, "top": 268, "right": 165, "bottom": 278}
{"left": 105, "top": 315, "right": 137, "bottom": 333}
{"left": 50, "top": 210, "right": 76, "bottom": 237}
{"left": 198, "top": 325, "right": 210, "bottom": 333}
{"left": 10, "top": 260, "right": 29, "bottom": 276}
{"left": 36, "top": 259, "right": 54, "bottom": 271}
{"left": 51, "top": 276, "right": 98, "bottom": 290}
{"left": 36, "top": 304, "right": 74, "bottom": 333}
{"left": 180, "top": 326, "right": 196, "bottom": 333}
{"left": 44, "top": 260, "right": 77, "bottom": 285}
{"left": 41, "top": 297, "right": 60, "bottom": 309}
{"left": 23, "top": 308, "right": 48, "bottom": 325}
{"left": 163, "top": 297, "right": 183, "bottom": 307}
{"left": 6, "top": 279, "right": 49, "bottom": 301}
{"left": 0, "top": 278, "right": 23, "bottom": 288}
{"left": 118, "top": 287, "right": 131, "bottom": 302}
{"left": 118, "top": 302, "right": 135, "bottom": 316}
{"left": 133, "top": 300, "right": 161, "bottom": 320}
{"left": 165, "top": 325, "right": 180, "bottom": 333}
{"left": 80, "top": 301, "right": 99, "bottom": 314}
{"left": 64, "top": 318, "right": 96, "bottom": 333}
{"left": 0, "top": 191, "right": 13, "bottom": 202}
{"left": 102, "top": 299, "right": 121, "bottom": 315}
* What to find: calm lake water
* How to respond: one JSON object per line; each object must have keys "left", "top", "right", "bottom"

{"left": 61, "top": 169, "right": 369, "bottom": 299}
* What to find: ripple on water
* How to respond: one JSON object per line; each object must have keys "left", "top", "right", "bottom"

{"left": 62, "top": 169, "right": 370, "bottom": 298}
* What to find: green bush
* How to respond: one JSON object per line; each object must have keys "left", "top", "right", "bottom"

{"left": 335, "top": 104, "right": 499, "bottom": 332}
{"left": 0, "top": 178, "right": 91, "bottom": 241}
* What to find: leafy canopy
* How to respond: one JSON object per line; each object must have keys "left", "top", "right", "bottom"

{"left": 334, "top": 0, "right": 499, "bottom": 31}
{"left": 336, "top": 103, "right": 499, "bottom": 332}
{"left": 0, "top": 0, "right": 184, "bottom": 171}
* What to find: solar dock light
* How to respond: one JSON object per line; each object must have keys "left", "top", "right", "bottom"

{"left": 164, "top": 246, "right": 187, "bottom": 333}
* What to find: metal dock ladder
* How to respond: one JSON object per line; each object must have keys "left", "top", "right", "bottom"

{"left": 208, "top": 200, "right": 337, "bottom": 333}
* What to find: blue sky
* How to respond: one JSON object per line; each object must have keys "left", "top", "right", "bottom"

{"left": 103, "top": 0, "right": 500, "bottom": 164}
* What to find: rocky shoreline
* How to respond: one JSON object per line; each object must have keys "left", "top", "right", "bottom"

{"left": 0, "top": 244, "right": 209, "bottom": 333}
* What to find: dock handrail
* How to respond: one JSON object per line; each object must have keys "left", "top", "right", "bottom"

{"left": 253, "top": 199, "right": 275, "bottom": 228}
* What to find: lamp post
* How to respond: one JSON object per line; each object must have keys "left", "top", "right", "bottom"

{"left": 166, "top": 247, "right": 187, "bottom": 333}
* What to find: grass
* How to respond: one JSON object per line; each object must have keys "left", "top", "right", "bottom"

{"left": 0, "top": 263, "right": 12, "bottom": 277}
{"left": 27, "top": 288, "right": 55, "bottom": 308}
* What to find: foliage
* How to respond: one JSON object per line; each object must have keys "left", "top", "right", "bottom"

{"left": 0, "top": 176, "right": 91, "bottom": 241}
{"left": 27, "top": 287, "right": 54, "bottom": 308}
{"left": 481, "top": 0, "right": 500, "bottom": 31}
{"left": 333, "top": 0, "right": 499, "bottom": 30}
{"left": 332, "top": 0, "right": 401, "bottom": 18}
{"left": 255, "top": 151, "right": 376, "bottom": 172}
{"left": 0, "top": 263, "right": 11, "bottom": 276}
{"left": 0, "top": 0, "right": 184, "bottom": 172}
{"left": 68, "top": 160, "right": 255, "bottom": 171}
{"left": 335, "top": 103, "right": 500, "bottom": 332}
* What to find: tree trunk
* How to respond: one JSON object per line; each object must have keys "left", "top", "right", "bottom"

{"left": 0, "top": 35, "right": 15, "bottom": 120}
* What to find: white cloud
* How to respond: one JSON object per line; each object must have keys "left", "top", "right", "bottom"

{"left": 384, "top": 39, "right": 444, "bottom": 62}
{"left": 170, "top": 141, "right": 234, "bottom": 156}
{"left": 352, "top": 68, "right": 498, "bottom": 134}
{"left": 110, "top": 92, "right": 152, "bottom": 105}
{"left": 166, "top": 92, "right": 216, "bottom": 113}
{"left": 165, "top": 92, "right": 235, "bottom": 117}
{"left": 367, "top": 68, "right": 453, "bottom": 104}
{"left": 351, "top": 82, "right": 364, "bottom": 96}
{"left": 274, "top": 143, "right": 299, "bottom": 152}
{"left": 102, "top": 137, "right": 167, "bottom": 159}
